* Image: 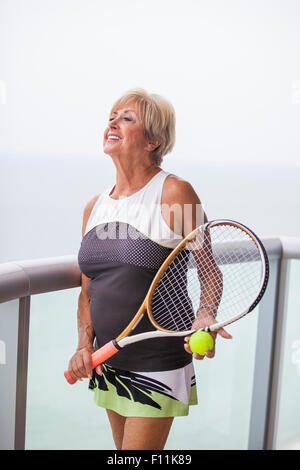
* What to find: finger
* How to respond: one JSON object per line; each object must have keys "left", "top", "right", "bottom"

{"left": 68, "top": 357, "right": 84, "bottom": 382}
{"left": 184, "top": 341, "right": 194, "bottom": 355}
{"left": 217, "top": 328, "right": 232, "bottom": 339}
{"left": 205, "top": 348, "right": 215, "bottom": 358}
{"left": 82, "top": 349, "right": 93, "bottom": 379}
{"left": 95, "top": 365, "right": 103, "bottom": 375}
{"left": 73, "top": 354, "right": 89, "bottom": 380}
{"left": 67, "top": 364, "right": 79, "bottom": 383}
{"left": 192, "top": 352, "right": 205, "bottom": 360}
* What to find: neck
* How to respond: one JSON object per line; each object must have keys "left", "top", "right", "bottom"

{"left": 109, "top": 155, "right": 160, "bottom": 199}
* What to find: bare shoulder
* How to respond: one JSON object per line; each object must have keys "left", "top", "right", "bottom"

{"left": 82, "top": 194, "right": 100, "bottom": 237}
{"left": 161, "top": 174, "right": 207, "bottom": 235}
{"left": 162, "top": 174, "right": 201, "bottom": 206}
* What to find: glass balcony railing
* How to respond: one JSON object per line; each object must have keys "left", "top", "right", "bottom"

{"left": 0, "top": 238, "right": 300, "bottom": 450}
{"left": 274, "top": 259, "right": 300, "bottom": 450}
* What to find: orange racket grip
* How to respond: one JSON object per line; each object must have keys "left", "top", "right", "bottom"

{"left": 64, "top": 340, "right": 120, "bottom": 385}
{"left": 91, "top": 340, "right": 119, "bottom": 368}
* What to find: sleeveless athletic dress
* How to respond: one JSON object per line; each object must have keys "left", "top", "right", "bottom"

{"left": 78, "top": 170, "right": 198, "bottom": 417}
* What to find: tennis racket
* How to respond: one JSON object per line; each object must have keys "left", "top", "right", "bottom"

{"left": 64, "top": 219, "right": 269, "bottom": 384}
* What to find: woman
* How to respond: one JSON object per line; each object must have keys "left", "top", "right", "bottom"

{"left": 67, "top": 89, "right": 231, "bottom": 450}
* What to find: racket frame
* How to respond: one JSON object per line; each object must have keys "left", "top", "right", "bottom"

{"left": 117, "top": 219, "right": 269, "bottom": 341}
{"left": 148, "top": 219, "right": 269, "bottom": 332}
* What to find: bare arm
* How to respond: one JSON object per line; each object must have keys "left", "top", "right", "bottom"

{"left": 161, "top": 175, "right": 231, "bottom": 359}
{"left": 67, "top": 194, "right": 100, "bottom": 382}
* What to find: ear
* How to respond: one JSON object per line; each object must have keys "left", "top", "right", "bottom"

{"left": 145, "top": 140, "right": 161, "bottom": 152}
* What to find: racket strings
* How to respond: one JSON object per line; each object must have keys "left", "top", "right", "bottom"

{"left": 150, "top": 224, "right": 263, "bottom": 332}
{"left": 208, "top": 225, "right": 262, "bottom": 314}
{"left": 151, "top": 252, "right": 194, "bottom": 330}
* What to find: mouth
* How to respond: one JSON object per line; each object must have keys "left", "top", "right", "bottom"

{"left": 107, "top": 134, "right": 121, "bottom": 141}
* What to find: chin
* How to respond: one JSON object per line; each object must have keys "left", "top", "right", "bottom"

{"left": 103, "top": 143, "right": 112, "bottom": 155}
{"left": 103, "top": 146, "right": 116, "bottom": 158}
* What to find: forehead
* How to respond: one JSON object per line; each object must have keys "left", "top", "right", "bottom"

{"left": 112, "top": 107, "right": 137, "bottom": 114}
{"left": 110, "top": 100, "right": 140, "bottom": 116}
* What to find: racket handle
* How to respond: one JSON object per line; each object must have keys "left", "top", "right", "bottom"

{"left": 64, "top": 340, "right": 120, "bottom": 385}
{"left": 91, "top": 340, "right": 119, "bottom": 368}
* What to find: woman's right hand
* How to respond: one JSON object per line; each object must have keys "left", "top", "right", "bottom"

{"left": 67, "top": 345, "right": 102, "bottom": 382}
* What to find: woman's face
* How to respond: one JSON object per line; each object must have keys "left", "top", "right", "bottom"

{"left": 103, "top": 101, "right": 149, "bottom": 158}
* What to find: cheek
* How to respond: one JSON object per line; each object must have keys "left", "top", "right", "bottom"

{"left": 129, "top": 130, "right": 147, "bottom": 146}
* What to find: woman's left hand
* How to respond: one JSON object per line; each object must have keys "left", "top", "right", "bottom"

{"left": 184, "top": 312, "right": 232, "bottom": 360}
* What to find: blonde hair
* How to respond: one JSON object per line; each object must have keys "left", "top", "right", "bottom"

{"left": 110, "top": 88, "right": 176, "bottom": 166}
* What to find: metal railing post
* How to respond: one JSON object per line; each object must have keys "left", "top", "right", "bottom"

{"left": 0, "top": 299, "right": 19, "bottom": 450}
{"left": 264, "top": 258, "right": 290, "bottom": 449}
{"left": 14, "top": 296, "right": 31, "bottom": 450}
{"left": 248, "top": 257, "right": 282, "bottom": 449}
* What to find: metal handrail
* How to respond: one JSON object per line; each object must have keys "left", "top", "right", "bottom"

{"left": 0, "top": 255, "right": 80, "bottom": 304}
{"left": 0, "top": 237, "right": 297, "bottom": 304}
{"left": 280, "top": 236, "right": 300, "bottom": 260}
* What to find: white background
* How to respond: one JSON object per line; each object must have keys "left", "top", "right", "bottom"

{"left": 1, "top": 0, "right": 299, "bottom": 166}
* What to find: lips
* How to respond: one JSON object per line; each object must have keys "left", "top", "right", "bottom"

{"left": 107, "top": 134, "right": 121, "bottom": 141}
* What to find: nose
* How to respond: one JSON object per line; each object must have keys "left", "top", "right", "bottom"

{"left": 108, "top": 116, "right": 120, "bottom": 129}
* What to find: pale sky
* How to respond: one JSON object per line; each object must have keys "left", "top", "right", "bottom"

{"left": 1, "top": 0, "right": 300, "bottom": 166}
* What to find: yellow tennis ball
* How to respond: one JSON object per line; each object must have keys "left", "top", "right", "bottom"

{"left": 189, "top": 331, "right": 214, "bottom": 355}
